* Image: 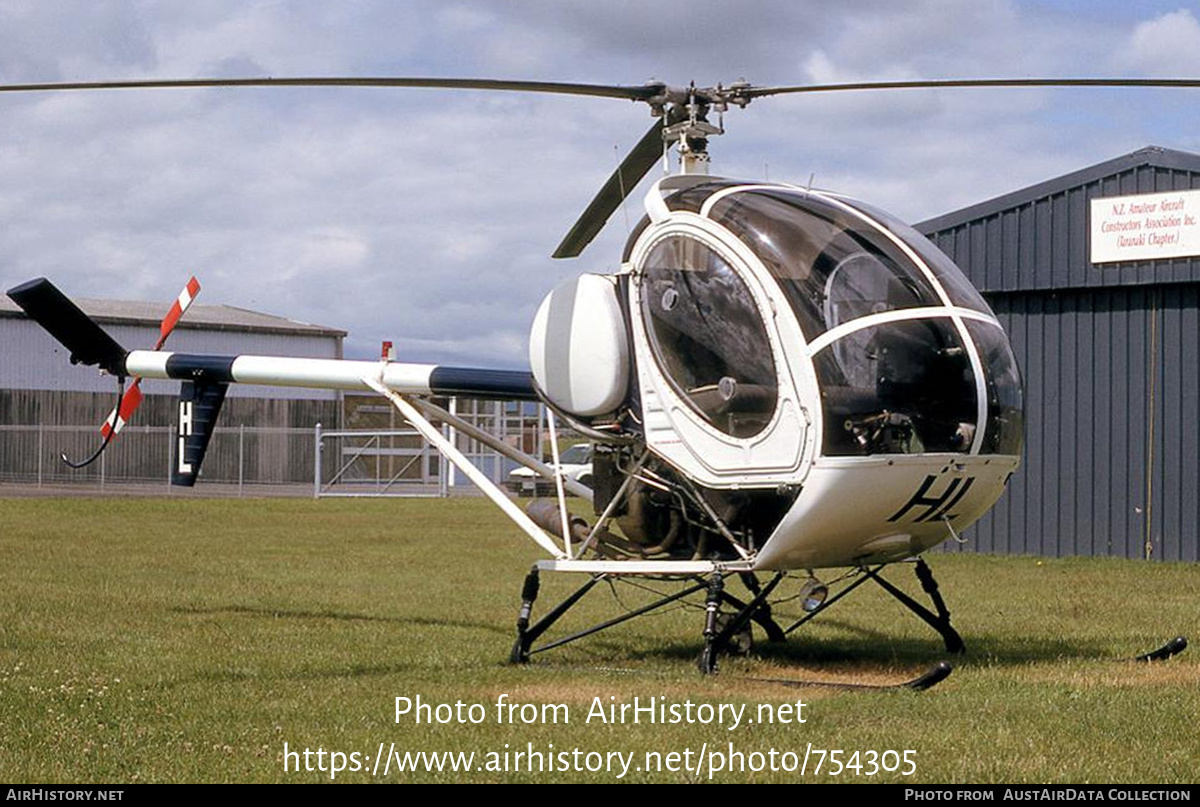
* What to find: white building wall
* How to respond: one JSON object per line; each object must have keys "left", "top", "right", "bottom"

{"left": 0, "top": 318, "right": 341, "bottom": 400}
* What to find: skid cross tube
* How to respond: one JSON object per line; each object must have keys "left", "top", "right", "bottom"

{"left": 780, "top": 559, "right": 965, "bottom": 655}
{"left": 713, "top": 572, "right": 786, "bottom": 647}
{"left": 862, "top": 560, "right": 965, "bottom": 654}
{"left": 727, "top": 573, "right": 788, "bottom": 642}
{"left": 511, "top": 573, "right": 600, "bottom": 663}
{"left": 511, "top": 575, "right": 711, "bottom": 661}
{"left": 529, "top": 580, "right": 709, "bottom": 656}
{"left": 782, "top": 569, "right": 878, "bottom": 635}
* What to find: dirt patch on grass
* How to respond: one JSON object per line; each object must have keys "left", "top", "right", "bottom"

{"left": 476, "top": 679, "right": 743, "bottom": 707}
{"left": 471, "top": 660, "right": 934, "bottom": 705}
{"left": 1018, "top": 661, "right": 1200, "bottom": 689}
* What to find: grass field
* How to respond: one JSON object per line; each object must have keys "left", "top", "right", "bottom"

{"left": 0, "top": 496, "right": 1197, "bottom": 784}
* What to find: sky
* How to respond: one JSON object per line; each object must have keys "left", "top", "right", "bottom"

{"left": 2, "top": 1, "right": 1200, "bottom": 367}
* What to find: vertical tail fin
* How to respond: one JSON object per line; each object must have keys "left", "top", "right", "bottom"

{"left": 172, "top": 379, "right": 229, "bottom": 487}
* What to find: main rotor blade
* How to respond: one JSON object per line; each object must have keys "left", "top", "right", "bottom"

{"left": 0, "top": 76, "right": 665, "bottom": 102}
{"left": 742, "top": 77, "right": 1200, "bottom": 100}
{"left": 553, "top": 118, "right": 665, "bottom": 259}
{"left": 9, "top": 75, "right": 1198, "bottom": 103}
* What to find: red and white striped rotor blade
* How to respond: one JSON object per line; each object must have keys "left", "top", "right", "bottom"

{"left": 156, "top": 276, "right": 200, "bottom": 349}
{"left": 100, "top": 380, "right": 144, "bottom": 439}
{"left": 99, "top": 276, "right": 201, "bottom": 439}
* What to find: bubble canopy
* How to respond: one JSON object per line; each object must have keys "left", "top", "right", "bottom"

{"left": 632, "top": 182, "right": 1023, "bottom": 458}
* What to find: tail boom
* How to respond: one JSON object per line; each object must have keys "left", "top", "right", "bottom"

{"left": 124, "top": 350, "right": 538, "bottom": 401}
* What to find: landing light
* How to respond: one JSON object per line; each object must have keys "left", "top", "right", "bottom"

{"left": 799, "top": 577, "right": 828, "bottom": 612}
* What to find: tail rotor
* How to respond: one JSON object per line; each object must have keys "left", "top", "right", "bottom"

{"left": 6, "top": 276, "right": 201, "bottom": 468}
{"left": 98, "top": 277, "right": 201, "bottom": 441}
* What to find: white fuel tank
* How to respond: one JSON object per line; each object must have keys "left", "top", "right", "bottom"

{"left": 529, "top": 273, "right": 630, "bottom": 417}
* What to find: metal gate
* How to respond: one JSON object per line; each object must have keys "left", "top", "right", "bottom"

{"left": 314, "top": 398, "right": 545, "bottom": 498}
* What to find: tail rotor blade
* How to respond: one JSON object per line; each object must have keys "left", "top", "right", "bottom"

{"left": 99, "top": 275, "right": 202, "bottom": 439}
{"left": 156, "top": 276, "right": 200, "bottom": 349}
{"left": 100, "top": 380, "right": 144, "bottom": 439}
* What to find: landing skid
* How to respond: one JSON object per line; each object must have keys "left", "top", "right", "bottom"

{"left": 746, "top": 661, "right": 953, "bottom": 692}
{"left": 509, "top": 558, "right": 965, "bottom": 682}
{"left": 1135, "top": 636, "right": 1188, "bottom": 662}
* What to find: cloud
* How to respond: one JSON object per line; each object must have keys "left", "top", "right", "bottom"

{"left": 0, "top": 1, "right": 156, "bottom": 80}
{"left": 1120, "top": 8, "right": 1200, "bottom": 75}
{"left": 2, "top": 2, "right": 1199, "bottom": 368}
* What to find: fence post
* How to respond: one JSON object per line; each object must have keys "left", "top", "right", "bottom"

{"left": 448, "top": 397, "right": 458, "bottom": 489}
{"left": 439, "top": 422, "right": 449, "bottom": 498}
{"left": 537, "top": 403, "right": 545, "bottom": 465}
{"left": 492, "top": 401, "right": 502, "bottom": 483}
{"left": 238, "top": 424, "right": 245, "bottom": 497}
{"left": 37, "top": 423, "right": 43, "bottom": 488}
{"left": 421, "top": 433, "right": 430, "bottom": 488}
{"left": 313, "top": 422, "right": 322, "bottom": 499}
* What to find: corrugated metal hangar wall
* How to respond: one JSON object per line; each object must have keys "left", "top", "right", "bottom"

{"left": 918, "top": 146, "right": 1200, "bottom": 561}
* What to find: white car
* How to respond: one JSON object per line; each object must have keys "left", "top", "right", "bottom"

{"left": 507, "top": 443, "right": 593, "bottom": 496}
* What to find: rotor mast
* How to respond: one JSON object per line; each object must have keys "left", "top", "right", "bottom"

{"left": 661, "top": 84, "right": 721, "bottom": 175}
{"left": 646, "top": 81, "right": 749, "bottom": 176}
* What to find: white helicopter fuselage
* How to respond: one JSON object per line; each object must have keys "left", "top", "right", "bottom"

{"left": 531, "top": 177, "right": 1024, "bottom": 570}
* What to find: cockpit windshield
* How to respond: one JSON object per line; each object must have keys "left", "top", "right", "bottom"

{"left": 839, "top": 197, "right": 994, "bottom": 315}
{"left": 710, "top": 190, "right": 943, "bottom": 341}
{"left": 632, "top": 182, "right": 1024, "bottom": 458}
{"left": 812, "top": 317, "right": 979, "bottom": 455}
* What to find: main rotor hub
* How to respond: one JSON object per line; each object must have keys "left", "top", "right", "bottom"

{"left": 654, "top": 86, "right": 728, "bottom": 173}
{"left": 641, "top": 80, "right": 755, "bottom": 115}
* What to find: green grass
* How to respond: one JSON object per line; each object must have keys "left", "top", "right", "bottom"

{"left": 0, "top": 497, "right": 1197, "bottom": 783}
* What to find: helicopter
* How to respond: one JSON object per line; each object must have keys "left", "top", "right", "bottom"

{"left": 5, "top": 76, "right": 1194, "bottom": 683}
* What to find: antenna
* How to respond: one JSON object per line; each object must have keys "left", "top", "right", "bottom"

{"left": 615, "top": 144, "right": 630, "bottom": 236}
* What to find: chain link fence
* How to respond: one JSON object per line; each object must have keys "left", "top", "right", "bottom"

{"left": 0, "top": 423, "right": 315, "bottom": 492}
{"left": 0, "top": 399, "right": 548, "bottom": 498}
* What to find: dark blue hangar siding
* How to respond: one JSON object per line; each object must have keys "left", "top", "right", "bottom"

{"left": 918, "top": 146, "right": 1200, "bottom": 561}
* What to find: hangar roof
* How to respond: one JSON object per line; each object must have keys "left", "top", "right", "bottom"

{"left": 916, "top": 146, "right": 1200, "bottom": 293}
{"left": 0, "top": 295, "right": 347, "bottom": 339}
{"left": 919, "top": 146, "right": 1200, "bottom": 233}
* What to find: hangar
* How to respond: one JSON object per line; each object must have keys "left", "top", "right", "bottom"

{"left": 918, "top": 146, "right": 1200, "bottom": 561}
